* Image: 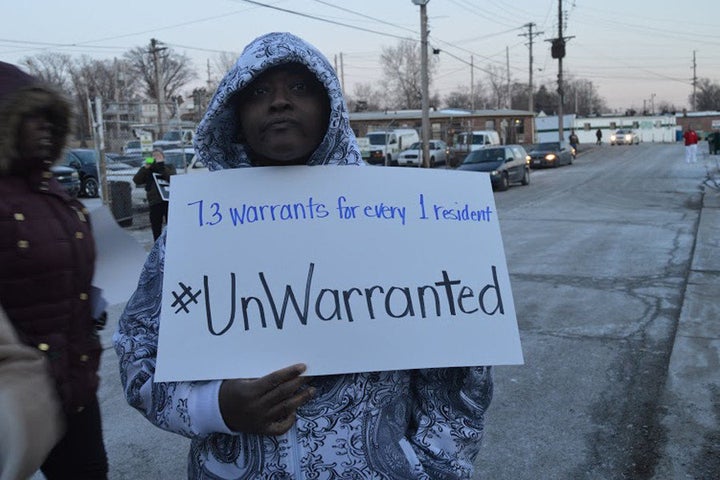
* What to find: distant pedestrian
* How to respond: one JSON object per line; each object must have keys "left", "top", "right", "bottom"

{"left": 683, "top": 125, "right": 698, "bottom": 163}
{"left": 569, "top": 130, "right": 579, "bottom": 155}
{"left": 595, "top": 128, "right": 602, "bottom": 145}
{"left": 133, "top": 148, "right": 176, "bottom": 241}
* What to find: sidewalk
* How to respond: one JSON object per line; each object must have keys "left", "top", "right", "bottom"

{"left": 653, "top": 186, "right": 720, "bottom": 479}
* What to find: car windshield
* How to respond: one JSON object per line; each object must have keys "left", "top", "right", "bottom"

{"left": 407, "top": 142, "right": 421, "bottom": 150}
{"left": 531, "top": 142, "right": 560, "bottom": 152}
{"left": 462, "top": 148, "right": 505, "bottom": 164}
{"left": 67, "top": 149, "right": 97, "bottom": 165}
{"left": 161, "top": 131, "right": 182, "bottom": 141}
{"left": 367, "top": 133, "right": 389, "bottom": 145}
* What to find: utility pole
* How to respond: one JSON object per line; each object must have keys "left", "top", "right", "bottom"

{"left": 691, "top": 50, "right": 697, "bottom": 111}
{"left": 340, "top": 52, "right": 345, "bottom": 94}
{"left": 519, "top": 22, "right": 543, "bottom": 114}
{"left": 506, "top": 46, "right": 511, "bottom": 109}
{"left": 650, "top": 92, "right": 656, "bottom": 115}
{"left": 412, "top": 0, "right": 431, "bottom": 168}
{"left": 150, "top": 38, "right": 167, "bottom": 137}
{"left": 550, "top": 0, "right": 572, "bottom": 142}
{"left": 470, "top": 55, "right": 475, "bottom": 111}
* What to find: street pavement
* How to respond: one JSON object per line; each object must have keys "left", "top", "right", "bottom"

{"left": 32, "top": 159, "right": 720, "bottom": 479}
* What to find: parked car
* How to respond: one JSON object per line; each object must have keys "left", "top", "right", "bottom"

{"left": 527, "top": 141, "right": 574, "bottom": 168}
{"left": 153, "top": 129, "right": 194, "bottom": 150}
{"left": 456, "top": 145, "right": 530, "bottom": 191}
{"left": 396, "top": 140, "right": 449, "bottom": 167}
{"left": 163, "top": 147, "right": 195, "bottom": 172}
{"left": 610, "top": 129, "right": 640, "bottom": 146}
{"left": 62, "top": 148, "right": 101, "bottom": 197}
{"left": 123, "top": 140, "right": 142, "bottom": 155}
{"left": 50, "top": 164, "right": 81, "bottom": 197}
{"left": 186, "top": 155, "right": 209, "bottom": 173}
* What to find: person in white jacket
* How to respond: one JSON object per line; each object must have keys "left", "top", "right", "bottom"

{"left": 114, "top": 31, "right": 493, "bottom": 479}
{"left": 0, "top": 305, "right": 63, "bottom": 480}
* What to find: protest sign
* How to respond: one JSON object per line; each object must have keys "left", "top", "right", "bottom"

{"left": 152, "top": 172, "right": 170, "bottom": 201}
{"left": 155, "top": 166, "right": 523, "bottom": 381}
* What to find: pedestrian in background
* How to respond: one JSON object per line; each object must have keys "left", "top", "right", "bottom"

{"left": 0, "top": 61, "right": 107, "bottom": 479}
{"left": 133, "top": 148, "right": 176, "bottom": 241}
{"left": 596, "top": 128, "right": 603, "bottom": 145}
{"left": 114, "top": 32, "right": 493, "bottom": 480}
{"left": 683, "top": 125, "right": 698, "bottom": 163}
{"left": 569, "top": 129, "right": 579, "bottom": 154}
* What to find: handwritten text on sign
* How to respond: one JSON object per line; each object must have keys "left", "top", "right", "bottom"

{"left": 155, "top": 166, "right": 523, "bottom": 381}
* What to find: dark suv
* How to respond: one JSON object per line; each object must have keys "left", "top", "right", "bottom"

{"left": 62, "top": 149, "right": 100, "bottom": 198}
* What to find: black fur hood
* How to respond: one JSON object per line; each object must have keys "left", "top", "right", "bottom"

{"left": 0, "top": 61, "right": 71, "bottom": 175}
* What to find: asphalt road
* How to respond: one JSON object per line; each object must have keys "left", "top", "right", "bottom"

{"left": 33, "top": 142, "right": 715, "bottom": 479}
{"left": 473, "top": 143, "right": 715, "bottom": 479}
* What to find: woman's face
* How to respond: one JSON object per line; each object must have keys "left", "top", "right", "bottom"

{"left": 234, "top": 64, "right": 330, "bottom": 166}
{"left": 17, "top": 112, "right": 55, "bottom": 171}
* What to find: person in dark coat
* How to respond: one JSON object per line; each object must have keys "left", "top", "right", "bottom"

{"left": 0, "top": 61, "right": 108, "bottom": 479}
{"left": 133, "top": 148, "right": 176, "bottom": 241}
{"left": 596, "top": 128, "right": 602, "bottom": 145}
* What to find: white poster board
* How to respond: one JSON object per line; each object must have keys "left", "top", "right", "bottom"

{"left": 155, "top": 166, "right": 523, "bottom": 381}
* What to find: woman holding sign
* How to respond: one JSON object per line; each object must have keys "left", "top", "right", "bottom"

{"left": 114, "top": 32, "right": 493, "bottom": 479}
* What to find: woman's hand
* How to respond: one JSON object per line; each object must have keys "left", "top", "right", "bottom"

{"left": 219, "top": 363, "right": 315, "bottom": 436}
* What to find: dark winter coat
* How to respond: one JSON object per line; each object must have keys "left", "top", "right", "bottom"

{"left": 0, "top": 61, "right": 101, "bottom": 414}
{"left": 133, "top": 161, "right": 176, "bottom": 206}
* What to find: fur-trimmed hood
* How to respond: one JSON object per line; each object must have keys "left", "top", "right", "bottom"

{"left": 0, "top": 61, "right": 71, "bottom": 175}
{"left": 194, "top": 32, "right": 363, "bottom": 170}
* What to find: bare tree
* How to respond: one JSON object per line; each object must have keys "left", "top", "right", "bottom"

{"left": 485, "top": 65, "right": 510, "bottom": 109}
{"left": 443, "top": 83, "right": 488, "bottom": 110}
{"left": 20, "top": 52, "right": 73, "bottom": 91}
{"left": 124, "top": 40, "right": 197, "bottom": 104}
{"left": 379, "top": 39, "right": 438, "bottom": 110}
{"left": 694, "top": 78, "right": 720, "bottom": 111}
{"left": 347, "top": 82, "right": 383, "bottom": 112}
{"left": 562, "top": 76, "right": 607, "bottom": 116}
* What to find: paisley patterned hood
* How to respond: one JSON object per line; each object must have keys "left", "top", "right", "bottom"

{"left": 194, "top": 32, "right": 363, "bottom": 170}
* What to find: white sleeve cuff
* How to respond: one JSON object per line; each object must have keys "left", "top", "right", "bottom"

{"left": 187, "top": 380, "right": 234, "bottom": 435}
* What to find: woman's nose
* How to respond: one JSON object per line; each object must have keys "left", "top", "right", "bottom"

{"left": 269, "top": 89, "right": 292, "bottom": 110}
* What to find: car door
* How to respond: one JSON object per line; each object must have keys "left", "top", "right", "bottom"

{"left": 503, "top": 147, "right": 519, "bottom": 181}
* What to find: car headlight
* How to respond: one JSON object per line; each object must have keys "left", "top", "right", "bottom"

{"left": 545, "top": 154, "right": 557, "bottom": 161}
{"left": 490, "top": 170, "right": 499, "bottom": 176}
{"left": 625, "top": 135, "right": 632, "bottom": 141}
{"left": 610, "top": 135, "right": 617, "bottom": 141}
{"left": 525, "top": 155, "right": 531, "bottom": 164}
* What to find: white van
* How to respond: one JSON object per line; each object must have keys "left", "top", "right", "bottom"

{"left": 361, "top": 129, "right": 420, "bottom": 165}
{"left": 452, "top": 130, "right": 501, "bottom": 164}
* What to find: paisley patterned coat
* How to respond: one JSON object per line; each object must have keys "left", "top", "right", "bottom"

{"left": 114, "top": 32, "right": 493, "bottom": 479}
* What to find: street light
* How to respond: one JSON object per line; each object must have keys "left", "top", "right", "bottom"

{"left": 412, "top": 0, "right": 431, "bottom": 168}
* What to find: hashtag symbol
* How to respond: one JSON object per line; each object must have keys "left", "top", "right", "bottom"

{"left": 171, "top": 282, "right": 202, "bottom": 314}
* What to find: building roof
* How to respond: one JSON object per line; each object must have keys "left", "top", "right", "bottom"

{"left": 349, "top": 108, "right": 534, "bottom": 122}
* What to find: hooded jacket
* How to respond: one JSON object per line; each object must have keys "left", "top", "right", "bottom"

{"left": 0, "top": 61, "right": 101, "bottom": 414}
{"left": 114, "top": 32, "right": 492, "bottom": 479}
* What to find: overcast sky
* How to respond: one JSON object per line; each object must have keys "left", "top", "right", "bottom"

{"left": 2, "top": 0, "right": 718, "bottom": 112}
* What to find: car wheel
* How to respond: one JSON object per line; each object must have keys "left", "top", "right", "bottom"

{"left": 498, "top": 172, "right": 510, "bottom": 191}
{"left": 568, "top": 154, "right": 573, "bottom": 165}
{"left": 429, "top": 156, "right": 435, "bottom": 168}
{"left": 521, "top": 168, "right": 530, "bottom": 185}
{"left": 82, "top": 177, "right": 99, "bottom": 198}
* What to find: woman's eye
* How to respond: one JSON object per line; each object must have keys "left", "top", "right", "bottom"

{"left": 290, "top": 81, "right": 307, "bottom": 92}
{"left": 251, "top": 86, "right": 269, "bottom": 96}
